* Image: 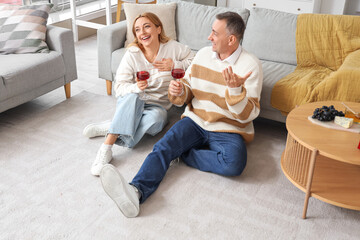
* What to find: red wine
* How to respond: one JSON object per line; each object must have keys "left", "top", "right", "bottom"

{"left": 171, "top": 68, "right": 185, "bottom": 79}
{"left": 137, "top": 71, "right": 150, "bottom": 81}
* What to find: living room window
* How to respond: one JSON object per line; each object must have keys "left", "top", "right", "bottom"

{"left": 51, "top": 0, "right": 97, "bottom": 11}
{"left": 13, "top": 0, "right": 98, "bottom": 11}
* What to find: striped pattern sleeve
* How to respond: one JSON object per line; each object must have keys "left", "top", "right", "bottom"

{"left": 174, "top": 47, "right": 263, "bottom": 142}
{"left": 168, "top": 77, "right": 193, "bottom": 106}
{"left": 224, "top": 68, "right": 262, "bottom": 122}
{"left": 185, "top": 57, "right": 262, "bottom": 126}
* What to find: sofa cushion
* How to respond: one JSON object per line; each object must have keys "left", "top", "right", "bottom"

{"left": 242, "top": 8, "right": 297, "bottom": 65}
{"left": 123, "top": 2, "right": 177, "bottom": 47}
{"left": 271, "top": 14, "right": 360, "bottom": 114}
{"left": 0, "top": 51, "right": 65, "bottom": 101}
{"left": 0, "top": 3, "right": 53, "bottom": 54}
{"left": 174, "top": 1, "right": 250, "bottom": 51}
{"left": 259, "top": 60, "right": 296, "bottom": 119}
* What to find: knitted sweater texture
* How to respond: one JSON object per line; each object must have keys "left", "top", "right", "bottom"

{"left": 114, "top": 40, "right": 194, "bottom": 110}
{"left": 169, "top": 46, "right": 263, "bottom": 142}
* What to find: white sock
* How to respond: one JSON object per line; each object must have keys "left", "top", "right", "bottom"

{"left": 101, "top": 143, "right": 112, "bottom": 150}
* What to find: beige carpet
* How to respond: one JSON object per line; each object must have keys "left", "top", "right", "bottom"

{"left": 0, "top": 91, "right": 359, "bottom": 240}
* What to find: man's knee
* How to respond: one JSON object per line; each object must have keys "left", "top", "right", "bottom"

{"left": 221, "top": 159, "right": 247, "bottom": 176}
{"left": 221, "top": 149, "right": 247, "bottom": 176}
{"left": 216, "top": 136, "right": 247, "bottom": 176}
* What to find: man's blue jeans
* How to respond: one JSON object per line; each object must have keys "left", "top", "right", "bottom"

{"left": 131, "top": 117, "right": 247, "bottom": 203}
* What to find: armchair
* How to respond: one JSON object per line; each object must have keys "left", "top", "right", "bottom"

{"left": 0, "top": 25, "right": 77, "bottom": 113}
{"left": 97, "top": 21, "right": 127, "bottom": 95}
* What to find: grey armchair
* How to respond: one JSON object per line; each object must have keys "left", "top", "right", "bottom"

{"left": 97, "top": 21, "right": 127, "bottom": 95}
{"left": 0, "top": 25, "right": 77, "bottom": 113}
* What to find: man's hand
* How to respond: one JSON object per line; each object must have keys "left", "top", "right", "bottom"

{"left": 222, "top": 66, "right": 252, "bottom": 88}
{"left": 169, "top": 80, "right": 183, "bottom": 96}
{"left": 137, "top": 79, "right": 148, "bottom": 91}
{"left": 153, "top": 58, "right": 173, "bottom": 71}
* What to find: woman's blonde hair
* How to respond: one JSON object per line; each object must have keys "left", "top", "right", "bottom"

{"left": 128, "top": 12, "right": 170, "bottom": 49}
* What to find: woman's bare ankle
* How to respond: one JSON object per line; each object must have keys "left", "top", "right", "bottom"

{"left": 104, "top": 133, "right": 119, "bottom": 145}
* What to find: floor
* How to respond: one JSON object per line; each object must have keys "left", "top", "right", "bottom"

{"left": 2, "top": 34, "right": 360, "bottom": 240}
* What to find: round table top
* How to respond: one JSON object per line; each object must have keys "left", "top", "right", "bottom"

{"left": 286, "top": 101, "right": 360, "bottom": 165}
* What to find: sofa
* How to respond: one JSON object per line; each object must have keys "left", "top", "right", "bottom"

{"left": 97, "top": 0, "right": 359, "bottom": 123}
{"left": 0, "top": 25, "right": 78, "bottom": 113}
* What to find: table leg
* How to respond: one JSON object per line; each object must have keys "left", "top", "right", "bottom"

{"left": 302, "top": 148, "right": 318, "bottom": 219}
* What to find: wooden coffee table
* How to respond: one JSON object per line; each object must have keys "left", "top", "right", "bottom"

{"left": 281, "top": 101, "right": 360, "bottom": 219}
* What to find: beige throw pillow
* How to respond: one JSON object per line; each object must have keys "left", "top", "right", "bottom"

{"left": 123, "top": 2, "right": 177, "bottom": 47}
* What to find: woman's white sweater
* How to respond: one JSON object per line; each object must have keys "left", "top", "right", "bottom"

{"left": 114, "top": 40, "right": 194, "bottom": 110}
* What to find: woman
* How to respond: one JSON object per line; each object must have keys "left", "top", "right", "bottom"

{"left": 83, "top": 12, "right": 194, "bottom": 176}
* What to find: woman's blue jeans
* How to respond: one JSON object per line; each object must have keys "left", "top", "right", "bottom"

{"left": 131, "top": 117, "right": 247, "bottom": 203}
{"left": 109, "top": 93, "right": 168, "bottom": 148}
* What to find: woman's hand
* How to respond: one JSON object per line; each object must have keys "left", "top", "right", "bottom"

{"left": 222, "top": 66, "right": 252, "bottom": 88}
{"left": 169, "top": 80, "right": 183, "bottom": 96}
{"left": 153, "top": 58, "right": 173, "bottom": 71}
{"left": 137, "top": 79, "right": 148, "bottom": 91}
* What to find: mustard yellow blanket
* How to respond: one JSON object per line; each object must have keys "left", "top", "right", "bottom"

{"left": 271, "top": 14, "right": 360, "bottom": 115}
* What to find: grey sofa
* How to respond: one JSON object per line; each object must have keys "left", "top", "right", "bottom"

{"left": 0, "top": 25, "right": 78, "bottom": 113}
{"left": 98, "top": 0, "right": 298, "bottom": 122}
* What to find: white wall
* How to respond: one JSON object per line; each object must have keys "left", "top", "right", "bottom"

{"left": 181, "top": 0, "right": 216, "bottom": 5}
{"left": 344, "top": 0, "right": 360, "bottom": 15}
{"left": 225, "top": 0, "right": 360, "bottom": 15}
{"left": 320, "top": 0, "right": 347, "bottom": 14}
{"left": 226, "top": 0, "right": 242, "bottom": 8}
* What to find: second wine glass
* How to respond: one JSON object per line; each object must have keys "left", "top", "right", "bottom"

{"left": 171, "top": 61, "right": 185, "bottom": 80}
{"left": 136, "top": 64, "right": 151, "bottom": 100}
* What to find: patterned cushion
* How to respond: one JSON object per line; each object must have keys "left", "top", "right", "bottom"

{"left": 0, "top": 3, "right": 53, "bottom": 54}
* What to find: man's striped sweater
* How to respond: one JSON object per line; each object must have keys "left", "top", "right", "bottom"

{"left": 169, "top": 46, "right": 263, "bottom": 142}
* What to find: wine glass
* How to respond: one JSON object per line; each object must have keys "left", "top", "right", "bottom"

{"left": 136, "top": 70, "right": 150, "bottom": 81}
{"left": 136, "top": 64, "right": 151, "bottom": 100}
{"left": 171, "top": 61, "right": 185, "bottom": 80}
{"left": 171, "top": 61, "right": 191, "bottom": 90}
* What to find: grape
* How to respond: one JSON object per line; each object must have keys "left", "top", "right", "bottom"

{"left": 312, "top": 105, "right": 345, "bottom": 121}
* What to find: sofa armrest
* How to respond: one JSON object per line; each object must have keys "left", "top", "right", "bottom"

{"left": 46, "top": 25, "right": 78, "bottom": 83}
{"left": 97, "top": 20, "right": 127, "bottom": 82}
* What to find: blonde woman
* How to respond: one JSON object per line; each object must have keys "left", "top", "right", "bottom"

{"left": 83, "top": 12, "right": 194, "bottom": 176}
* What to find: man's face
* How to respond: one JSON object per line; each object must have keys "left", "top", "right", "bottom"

{"left": 208, "top": 19, "right": 230, "bottom": 56}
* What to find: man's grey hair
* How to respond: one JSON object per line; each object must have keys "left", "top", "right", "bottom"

{"left": 216, "top": 11, "right": 246, "bottom": 41}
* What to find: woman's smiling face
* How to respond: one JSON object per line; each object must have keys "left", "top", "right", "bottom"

{"left": 134, "top": 17, "right": 161, "bottom": 48}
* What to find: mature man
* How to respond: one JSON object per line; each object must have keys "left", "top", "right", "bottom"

{"left": 100, "top": 11, "right": 263, "bottom": 218}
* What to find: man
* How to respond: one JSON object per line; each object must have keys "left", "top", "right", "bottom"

{"left": 100, "top": 11, "right": 263, "bottom": 218}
